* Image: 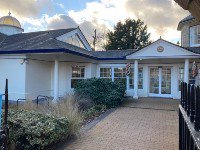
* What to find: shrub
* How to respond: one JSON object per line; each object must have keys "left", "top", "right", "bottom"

{"left": 18, "top": 94, "right": 83, "bottom": 136}
{"left": 83, "top": 105, "right": 107, "bottom": 121}
{"left": 7, "top": 94, "right": 83, "bottom": 149}
{"left": 74, "top": 78, "right": 126, "bottom": 108}
{"left": 8, "top": 109, "right": 69, "bottom": 150}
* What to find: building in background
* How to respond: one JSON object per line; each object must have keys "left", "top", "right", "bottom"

{"left": 0, "top": 12, "right": 200, "bottom": 100}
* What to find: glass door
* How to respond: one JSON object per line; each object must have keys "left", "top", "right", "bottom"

{"left": 149, "top": 67, "right": 159, "bottom": 94}
{"left": 149, "top": 66, "right": 172, "bottom": 97}
{"left": 161, "top": 67, "right": 171, "bottom": 94}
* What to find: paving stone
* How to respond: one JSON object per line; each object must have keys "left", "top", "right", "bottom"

{"left": 66, "top": 98, "right": 179, "bottom": 150}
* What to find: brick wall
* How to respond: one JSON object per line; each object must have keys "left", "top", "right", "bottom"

{"left": 181, "top": 21, "right": 200, "bottom": 47}
{"left": 181, "top": 25, "right": 190, "bottom": 47}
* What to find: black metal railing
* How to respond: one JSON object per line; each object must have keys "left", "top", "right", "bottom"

{"left": 179, "top": 82, "right": 200, "bottom": 150}
{"left": 0, "top": 79, "right": 9, "bottom": 150}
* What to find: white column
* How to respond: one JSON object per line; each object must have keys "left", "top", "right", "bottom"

{"left": 126, "top": 76, "right": 130, "bottom": 90}
{"left": 54, "top": 59, "right": 59, "bottom": 101}
{"left": 134, "top": 60, "right": 138, "bottom": 99}
{"left": 184, "top": 59, "right": 189, "bottom": 83}
{"left": 111, "top": 67, "right": 114, "bottom": 82}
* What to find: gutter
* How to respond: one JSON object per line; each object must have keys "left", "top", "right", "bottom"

{"left": 0, "top": 49, "right": 126, "bottom": 61}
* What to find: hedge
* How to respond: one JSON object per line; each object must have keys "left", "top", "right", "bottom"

{"left": 7, "top": 109, "right": 70, "bottom": 150}
{"left": 74, "top": 78, "right": 126, "bottom": 108}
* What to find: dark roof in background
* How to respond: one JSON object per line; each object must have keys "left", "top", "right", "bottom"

{"left": 177, "top": 15, "right": 197, "bottom": 30}
{"left": 185, "top": 47, "right": 200, "bottom": 54}
{"left": 90, "top": 49, "right": 137, "bottom": 59}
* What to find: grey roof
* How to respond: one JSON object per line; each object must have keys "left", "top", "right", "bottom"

{"left": 0, "top": 32, "right": 7, "bottom": 43}
{"left": 178, "top": 15, "right": 196, "bottom": 30}
{"left": 185, "top": 47, "right": 200, "bottom": 54}
{"left": 0, "top": 28, "right": 137, "bottom": 60}
{"left": 0, "top": 28, "right": 76, "bottom": 51}
{"left": 90, "top": 49, "right": 137, "bottom": 59}
{"left": 1, "top": 28, "right": 198, "bottom": 60}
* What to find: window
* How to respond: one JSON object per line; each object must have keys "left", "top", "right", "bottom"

{"left": 129, "top": 70, "right": 134, "bottom": 89}
{"left": 178, "top": 67, "right": 184, "bottom": 91}
{"left": 196, "top": 26, "right": 200, "bottom": 44}
{"left": 129, "top": 67, "right": 143, "bottom": 89}
{"left": 190, "top": 25, "right": 200, "bottom": 46}
{"left": 189, "top": 68, "right": 196, "bottom": 84}
{"left": 71, "top": 66, "right": 85, "bottom": 88}
{"left": 100, "top": 68, "right": 112, "bottom": 79}
{"left": 138, "top": 68, "right": 143, "bottom": 89}
{"left": 114, "top": 68, "right": 126, "bottom": 81}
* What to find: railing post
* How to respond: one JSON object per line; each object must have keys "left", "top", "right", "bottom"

{"left": 187, "top": 83, "right": 191, "bottom": 116}
{"left": 181, "top": 82, "right": 183, "bottom": 107}
{"left": 195, "top": 86, "right": 200, "bottom": 131}
{"left": 3, "top": 79, "right": 8, "bottom": 149}
{"left": 190, "top": 85, "right": 195, "bottom": 122}
{"left": 184, "top": 82, "right": 187, "bottom": 111}
{"left": 179, "top": 109, "right": 183, "bottom": 150}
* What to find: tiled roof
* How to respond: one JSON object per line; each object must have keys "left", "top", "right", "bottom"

{"left": 0, "top": 28, "right": 199, "bottom": 60}
{"left": 0, "top": 28, "right": 138, "bottom": 60}
{"left": 0, "top": 28, "right": 76, "bottom": 51}
{"left": 90, "top": 49, "right": 137, "bottom": 59}
{"left": 0, "top": 32, "right": 7, "bottom": 43}
{"left": 185, "top": 47, "right": 200, "bottom": 54}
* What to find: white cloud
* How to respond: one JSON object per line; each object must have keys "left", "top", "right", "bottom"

{"left": 0, "top": 0, "right": 53, "bottom": 17}
{"left": 0, "top": 0, "right": 190, "bottom": 48}
{"left": 68, "top": 0, "right": 189, "bottom": 42}
{"left": 46, "top": 14, "right": 108, "bottom": 50}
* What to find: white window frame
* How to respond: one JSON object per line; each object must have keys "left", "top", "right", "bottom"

{"left": 98, "top": 65, "right": 143, "bottom": 89}
{"left": 99, "top": 67, "right": 112, "bottom": 79}
{"left": 71, "top": 66, "right": 85, "bottom": 88}
{"left": 114, "top": 67, "right": 126, "bottom": 81}
{"left": 178, "top": 67, "right": 184, "bottom": 91}
{"left": 190, "top": 25, "right": 200, "bottom": 47}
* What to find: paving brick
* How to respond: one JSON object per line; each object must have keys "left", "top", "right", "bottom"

{"left": 66, "top": 98, "right": 179, "bottom": 150}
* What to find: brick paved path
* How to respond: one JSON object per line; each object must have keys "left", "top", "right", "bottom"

{"left": 67, "top": 98, "right": 179, "bottom": 150}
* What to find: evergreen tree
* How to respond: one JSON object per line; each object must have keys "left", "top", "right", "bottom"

{"left": 104, "top": 19, "right": 151, "bottom": 50}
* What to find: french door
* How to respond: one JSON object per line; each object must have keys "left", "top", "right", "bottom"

{"left": 149, "top": 66, "right": 172, "bottom": 97}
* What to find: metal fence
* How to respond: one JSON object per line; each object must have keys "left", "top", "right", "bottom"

{"left": 179, "top": 82, "right": 200, "bottom": 150}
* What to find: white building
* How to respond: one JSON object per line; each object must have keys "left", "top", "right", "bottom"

{"left": 0, "top": 13, "right": 199, "bottom": 101}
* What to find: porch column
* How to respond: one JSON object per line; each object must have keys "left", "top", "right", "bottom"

{"left": 54, "top": 59, "right": 59, "bottom": 101}
{"left": 184, "top": 59, "right": 189, "bottom": 83}
{"left": 134, "top": 60, "right": 138, "bottom": 99}
{"left": 126, "top": 76, "right": 130, "bottom": 90}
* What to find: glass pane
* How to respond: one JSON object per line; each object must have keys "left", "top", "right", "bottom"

{"left": 150, "top": 68, "right": 159, "bottom": 94}
{"left": 161, "top": 67, "right": 171, "bottom": 94}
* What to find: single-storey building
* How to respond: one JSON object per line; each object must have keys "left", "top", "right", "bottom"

{"left": 0, "top": 13, "right": 200, "bottom": 100}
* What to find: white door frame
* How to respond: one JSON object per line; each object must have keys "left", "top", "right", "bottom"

{"left": 149, "top": 66, "right": 172, "bottom": 98}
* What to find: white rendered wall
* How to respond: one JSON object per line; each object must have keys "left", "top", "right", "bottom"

{"left": 51, "top": 62, "right": 97, "bottom": 97}
{"left": 0, "top": 56, "right": 26, "bottom": 100}
{"left": 25, "top": 60, "right": 52, "bottom": 100}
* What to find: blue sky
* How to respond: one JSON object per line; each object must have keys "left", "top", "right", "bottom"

{"left": 0, "top": 0, "right": 190, "bottom": 49}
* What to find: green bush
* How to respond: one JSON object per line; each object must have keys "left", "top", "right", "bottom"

{"left": 83, "top": 105, "right": 107, "bottom": 121}
{"left": 7, "top": 109, "right": 70, "bottom": 150}
{"left": 74, "top": 78, "right": 126, "bottom": 108}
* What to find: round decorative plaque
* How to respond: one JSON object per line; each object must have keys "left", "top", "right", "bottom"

{"left": 157, "top": 46, "right": 164, "bottom": 52}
